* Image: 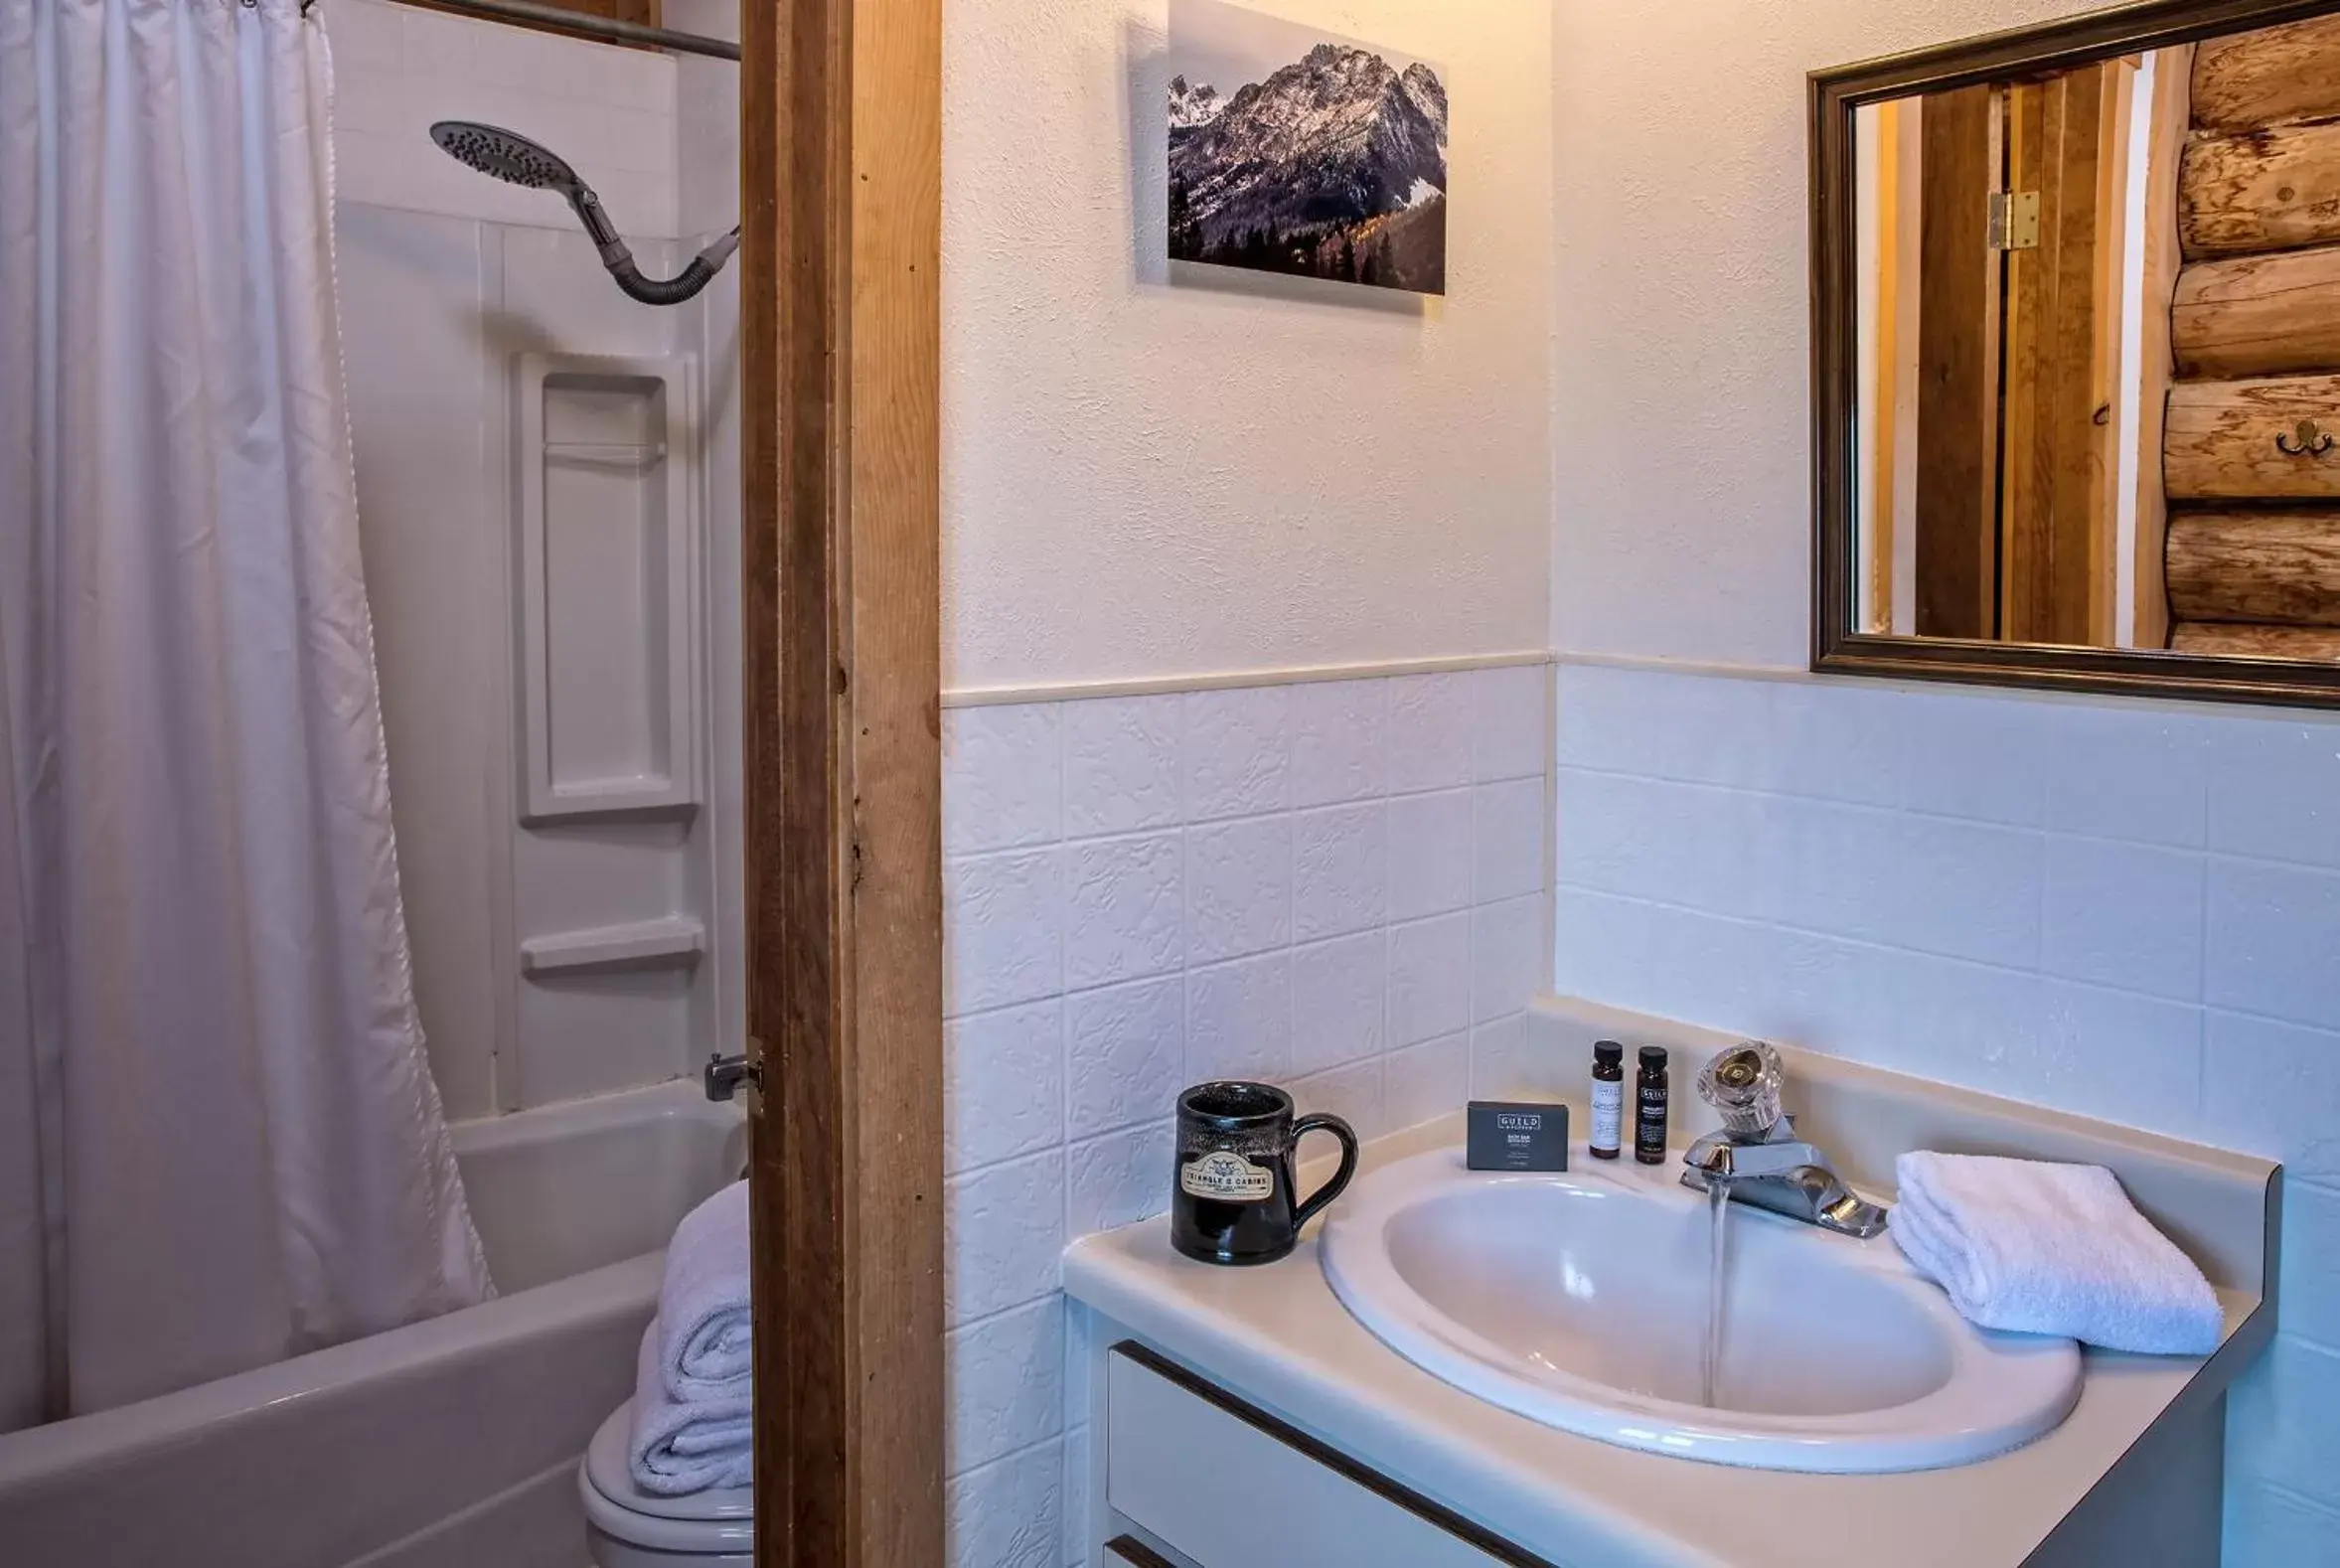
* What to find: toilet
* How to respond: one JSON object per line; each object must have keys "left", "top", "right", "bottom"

{"left": 580, "top": 1401, "right": 754, "bottom": 1566}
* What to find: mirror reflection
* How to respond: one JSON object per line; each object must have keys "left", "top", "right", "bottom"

{"left": 1850, "top": 15, "right": 2340, "bottom": 661}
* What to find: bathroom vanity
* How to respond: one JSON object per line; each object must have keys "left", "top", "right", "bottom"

{"left": 1064, "top": 1000, "right": 2278, "bottom": 1567}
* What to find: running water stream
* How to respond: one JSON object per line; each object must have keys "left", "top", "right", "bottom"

{"left": 1702, "top": 1180, "right": 1732, "bottom": 1408}
{"left": 1693, "top": 1042, "right": 1785, "bottom": 1409}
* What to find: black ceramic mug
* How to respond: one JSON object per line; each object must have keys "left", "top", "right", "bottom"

{"left": 1171, "top": 1082, "right": 1359, "bottom": 1266}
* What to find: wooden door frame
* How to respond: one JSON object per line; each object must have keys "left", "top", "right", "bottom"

{"left": 740, "top": 0, "right": 944, "bottom": 1563}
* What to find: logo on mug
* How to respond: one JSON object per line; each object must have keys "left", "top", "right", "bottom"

{"left": 1180, "top": 1150, "right": 1276, "bottom": 1201}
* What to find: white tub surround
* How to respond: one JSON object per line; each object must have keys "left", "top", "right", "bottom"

{"left": 331, "top": 0, "right": 746, "bottom": 1123}
{"left": 0, "top": 1083, "right": 743, "bottom": 1568}
{"left": 1064, "top": 999, "right": 2275, "bottom": 1568}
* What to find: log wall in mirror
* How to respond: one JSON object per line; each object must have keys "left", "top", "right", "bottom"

{"left": 1812, "top": 0, "right": 2340, "bottom": 708}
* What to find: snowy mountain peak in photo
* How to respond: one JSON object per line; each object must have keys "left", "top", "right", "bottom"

{"left": 1400, "top": 61, "right": 1448, "bottom": 146}
{"left": 1168, "top": 75, "right": 1226, "bottom": 129}
{"left": 1169, "top": 42, "right": 1447, "bottom": 262}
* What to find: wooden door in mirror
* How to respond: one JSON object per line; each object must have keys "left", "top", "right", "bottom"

{"left": 1812, "top": 0, "right": 2340, "bottom": 708}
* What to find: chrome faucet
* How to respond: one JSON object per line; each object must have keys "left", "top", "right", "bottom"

{"left": 1678, "top": 1043, "right": 1889, "bottom": 1239}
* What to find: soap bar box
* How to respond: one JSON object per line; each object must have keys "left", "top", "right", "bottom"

{"left": 1467, "top": 1101, "right": 1569, "bottom": 1173}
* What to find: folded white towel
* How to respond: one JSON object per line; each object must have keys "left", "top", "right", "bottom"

{"left": 657, "top": 1179, "right": 753, "bottom": 1403}
{"left": 1892, "top": 1152, "right": 2223, "bottom": 1355}
{"left": 629, "top": 1322, "right": 752, "bottom": 1494}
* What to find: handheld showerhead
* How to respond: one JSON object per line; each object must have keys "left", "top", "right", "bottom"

{"left": 428, "top": 121, "right": 580, "bottom": 195}
{"left": 429, "top": 118, "right": 616, "bottom": 250}
{"left": 425, "top": 119, "right": 738, "bottom": 307}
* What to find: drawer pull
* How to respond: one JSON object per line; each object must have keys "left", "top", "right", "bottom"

{"left": 2275, "top": 418, "right": 2335, "bottom": 458}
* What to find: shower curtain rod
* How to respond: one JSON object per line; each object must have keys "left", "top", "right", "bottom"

{"left": 317, "top": 0, "right": 740, "bottom": 62}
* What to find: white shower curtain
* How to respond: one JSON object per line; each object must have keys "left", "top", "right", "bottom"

{"left": 0, "top": 0, "right": 493, "bottom": 1431}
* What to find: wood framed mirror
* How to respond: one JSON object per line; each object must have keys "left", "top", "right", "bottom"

{"left": 1811, "top": 0, "right": 2340, "bottom": 708}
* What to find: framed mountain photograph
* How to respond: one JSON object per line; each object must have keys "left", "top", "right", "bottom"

{"left": 1166, "top": 0, "right": 1448, "bottom": 296}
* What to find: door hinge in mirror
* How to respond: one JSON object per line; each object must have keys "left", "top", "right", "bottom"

{"left": 1987, "top": 190, "right": 2041, "bottom": 251}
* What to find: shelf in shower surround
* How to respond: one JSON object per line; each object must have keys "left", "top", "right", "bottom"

{"left": 520, "top": 916, "right": 705, "bottom": 977}
{"left": 517, "top": 352, "right": 702, "bottom": 823}
{"left": 542, "top": 440, "right": 669, "bottom": 464}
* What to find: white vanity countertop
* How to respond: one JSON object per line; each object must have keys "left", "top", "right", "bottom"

{"left": 1062, "top": 1114, "right": 2266, "bottom": 1568}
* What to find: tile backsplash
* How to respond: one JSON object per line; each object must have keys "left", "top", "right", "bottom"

{"left": 940, "top": 664, "right": 1552, "bottom": 1564}
{"left": 328, "top": 0, "right": 683, "bottom": 238}
{"left": 1549, "top": 658, "right": 2340, "bottom": 1556}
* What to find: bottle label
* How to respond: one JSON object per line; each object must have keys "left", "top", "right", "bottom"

{"left": 1637, "top": 1085, "right": 1668, "bottom": 1154}
{"left": 1590, "top": 1080, "right": 1623, "bottom": 1150}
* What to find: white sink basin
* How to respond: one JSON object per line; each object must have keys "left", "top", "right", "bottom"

{"left": 1321, "top": 1149, "right": 2081, "bottom": 1474}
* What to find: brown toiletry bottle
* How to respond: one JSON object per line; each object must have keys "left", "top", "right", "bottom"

{"left": 1590, "top": 1040, "right": 1625, "bottom": 1160}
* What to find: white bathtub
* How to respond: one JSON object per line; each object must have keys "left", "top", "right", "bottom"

{"left": 0, "top": 1080, "right": 745, "bottom": 1568}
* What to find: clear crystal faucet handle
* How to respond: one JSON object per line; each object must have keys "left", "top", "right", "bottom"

{"left": 1697, "top": 1043, "right": 1785, "bottom": 1139}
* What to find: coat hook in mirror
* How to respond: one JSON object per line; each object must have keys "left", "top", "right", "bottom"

{"left": 2275, "top": 419, "right": 2335, "bottom": 459}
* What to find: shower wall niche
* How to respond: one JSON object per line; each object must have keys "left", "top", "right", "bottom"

{"left": 332, "top": 0, "right": 744, "bottom": 1118}
{"left": 520, "top": 357, "right": 700, "bottom": 821}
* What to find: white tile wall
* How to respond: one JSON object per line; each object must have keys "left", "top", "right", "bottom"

{"left": 326, "top": 0, "right": 681, "bottom": 238}
{"left": 1549, "top": 660, "right": 2340, "bottom": 1554}
{"left": 661, "top": 0, "right": 742, "bottom": 240}
{"left": 942, "top": 665, "right": 1550, "bottom": 1565}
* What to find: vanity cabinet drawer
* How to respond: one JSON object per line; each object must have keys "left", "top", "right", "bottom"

{"left": 1104, "top": 1344, "right": 1555, "bottom": 1568}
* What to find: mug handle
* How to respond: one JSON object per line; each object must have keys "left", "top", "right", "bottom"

{"left": 1289, "top": 1112, "right": 1360, "bottom": 1235}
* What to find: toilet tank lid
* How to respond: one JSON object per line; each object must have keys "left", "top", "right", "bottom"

{"left": 586, "top": 1401, "right": 757, "bottom": 1524}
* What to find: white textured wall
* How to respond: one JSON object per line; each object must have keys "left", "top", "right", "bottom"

{"left": 1547, "top": 1, "right": 2340, "bottom": 1557}
{"left": 939, "top": 3, "right": 1557, "bottom": 1555}
{"left": 943, "top": 0, "right": 1554, "bottom": 695}
{"left": 1549, "top": 0, "right": 2079, "bottom": 666}
{"left": 941, "top": 665, "right": 1552, "bottom": 1559}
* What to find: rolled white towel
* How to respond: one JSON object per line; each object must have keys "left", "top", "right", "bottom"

{"left": 1892, "top": 1152, "right": 2223, "bottom": 1355}
{"left": 630, "top": 1322, "right": 752, "bottom": 1494}
{"left": 658, "top": 1179, "right": 752, "bottom": 1402}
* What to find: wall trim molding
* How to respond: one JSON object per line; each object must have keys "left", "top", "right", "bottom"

{"left": 1553, "top": 650, "right": 1811, "bottom": 683}
{"left": 943, "top": 649, "right": 1553, "bottom": 708}
{"left": 1553, "top": 648, "right": 2340, "bottom": 722}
